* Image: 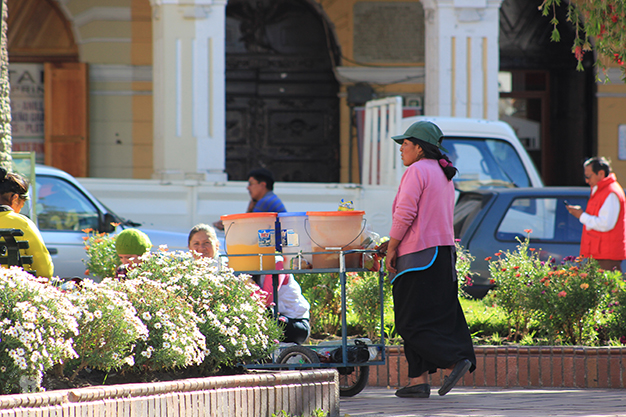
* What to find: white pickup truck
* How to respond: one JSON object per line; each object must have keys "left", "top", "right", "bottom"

{"left": 360, "top": 98, "right": 543, "bottom": 192}
{"left": 402, "top": 115, "right": 544, "bottom": 191}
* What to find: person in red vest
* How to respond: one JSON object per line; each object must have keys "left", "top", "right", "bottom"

{"left": 566, "top": 157, "right": 626, "bottom": 271}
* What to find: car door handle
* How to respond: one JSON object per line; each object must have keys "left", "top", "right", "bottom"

{"left": 47, "top": 247, "right": 58, "bottom": 255}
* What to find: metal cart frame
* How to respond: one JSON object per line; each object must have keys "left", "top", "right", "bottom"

{"left": 220, "top": 249, "right": 386, "bottom": 397}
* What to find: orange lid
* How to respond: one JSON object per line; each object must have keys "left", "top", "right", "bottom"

{"left": 306, "top": 210, "right": 365, "bottom": 217}
{"left": 221, "top": 212, "right": 278, "bottom": 221}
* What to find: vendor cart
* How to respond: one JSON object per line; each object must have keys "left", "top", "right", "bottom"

{"left": 220, "top": 248, "right": 386, "bottom": 397}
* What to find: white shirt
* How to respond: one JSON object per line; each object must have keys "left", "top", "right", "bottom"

{"left": 579, "top": 187, "right": 620, "bottom": 232}
{"left": 259, "top": 274, "right": 310, "bottom": 320}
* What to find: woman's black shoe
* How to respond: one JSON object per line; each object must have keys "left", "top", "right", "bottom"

{"left": 395, "top": 383, "right": 430, "bottom": 398}
{"left": 438, "top": 359, "right": 471, "bottom": 396}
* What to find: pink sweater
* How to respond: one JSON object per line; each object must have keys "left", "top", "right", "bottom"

{"left": 389, "top": 158, "right": 455, "bottom": 257}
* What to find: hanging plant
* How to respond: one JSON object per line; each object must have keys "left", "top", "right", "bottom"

{"left": 540, "top": 0, "right": 626, "bottom": 80}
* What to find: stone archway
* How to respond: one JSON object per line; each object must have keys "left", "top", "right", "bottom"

{"left": 225, "top": 0, "right": 340, "bottom": 182}
{"left": 7, "top": 0, "right": 78, "bottom": 62}
{"left": 8, "top": 0, "right": 88, "bottom": 177}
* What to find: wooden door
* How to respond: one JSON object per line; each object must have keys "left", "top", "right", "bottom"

{"left": 44, "top": 62, "right": 89, "bottom": 177}
{"left": 225, "top": 0, "right": 340, "bottom": 182}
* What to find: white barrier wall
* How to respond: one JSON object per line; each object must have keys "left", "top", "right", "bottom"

{"left": 78, "top": 178, "right": 397, "bottom": 238}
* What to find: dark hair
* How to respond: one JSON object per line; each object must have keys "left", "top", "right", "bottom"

{"left": 584, "top": 157, "right": 611, "bottom": 177}
{"left": 0, "top": 168, "right": 29, "bottom": 206}
{"left": 188, "top": 223, "right": 218, "bottom": 247}
{"left": 247, "top": 168, "right": 275, "bottom": 191}
{"left": 410, "top": 139, "right": 457, "bottom": 181}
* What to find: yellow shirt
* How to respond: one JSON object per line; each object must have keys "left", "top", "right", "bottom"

{"left": 0, "top": 209, "right": 54, "bottom": 278}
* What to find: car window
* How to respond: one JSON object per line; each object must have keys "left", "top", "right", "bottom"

{"left": 454, "top": 193, "right": 486, "bottom": 238}
{"left": 442, "top": 138, "right": 531, "bottom": 190}
{"left": 497, "top": 197, "right": 586, "bottom": 242}
{"left": 36, "top": 176, "right": 100, "bottom": 231}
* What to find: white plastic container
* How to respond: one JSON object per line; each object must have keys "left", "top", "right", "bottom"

{"left": 278, "top": 212, "right": 312, "bottom": 269}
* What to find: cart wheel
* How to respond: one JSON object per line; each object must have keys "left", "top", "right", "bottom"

{"left": 277, "top": 346, "right": 320, "bottom": 366}
{"left": 338, "top": 366, "right": 369, "bottom": 397}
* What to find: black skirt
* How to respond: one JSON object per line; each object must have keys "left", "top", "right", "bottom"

{"left": 392, "top": 246, "right": 476, "bottom": 378}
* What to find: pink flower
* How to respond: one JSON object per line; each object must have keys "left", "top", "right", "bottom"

{"left": 558, "top": 291, "right": 567, "bottom": 297}
{"left": 524, "top": 229, "right": 533, "bottom": 234}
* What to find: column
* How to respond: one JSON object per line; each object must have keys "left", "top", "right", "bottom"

{"left": 421, "top": 0, "right": 503, "bottom": 120}
{"left": 150, "top": 0, "right": 227, "bottom": 182}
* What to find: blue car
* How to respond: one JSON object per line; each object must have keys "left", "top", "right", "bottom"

{"left": 454, "top": 187, "right": 592, "bottom": 298}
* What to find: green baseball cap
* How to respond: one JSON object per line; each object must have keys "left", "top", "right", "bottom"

{"left": 391, "top": 121, "right": 448, "bottom": 153}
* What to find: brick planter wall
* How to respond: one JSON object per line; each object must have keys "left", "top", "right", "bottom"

{"left": 0, "top": 370, "right": 339, "bottom": 417}
{"left": 369, "top": 346, "right": 626, "bottom": 389}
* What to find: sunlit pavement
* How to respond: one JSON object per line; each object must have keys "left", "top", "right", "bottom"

{"left": 340, "top": 386, "right": 626, "bottom": 417}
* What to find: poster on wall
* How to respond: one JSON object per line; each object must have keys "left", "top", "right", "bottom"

{"left": 9, "top": 63, "right": 45, "bottom": 164}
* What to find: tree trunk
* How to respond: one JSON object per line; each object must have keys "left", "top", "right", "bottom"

{"left": 0, "top": 0, "right": 12, "bottom": 170}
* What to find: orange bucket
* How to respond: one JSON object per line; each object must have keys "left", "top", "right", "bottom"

{"left": 221, "top": 212, "right": 277, "bottom": 271}
{"left": 306, "top": 211, "right": 365, "bottom": 269}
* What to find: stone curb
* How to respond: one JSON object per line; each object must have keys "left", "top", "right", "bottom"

{"left": 0, "top": 370, "right": 339, "bottom": 417}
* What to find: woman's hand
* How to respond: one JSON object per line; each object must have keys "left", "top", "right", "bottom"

{"left": 376, "top": 240, "right": 389, "bottom": 256}
{"left": 383, "top": 237, "right": 400, "bottom": 275}
{"left": 386, "top": 248, "right": 397, "bottom": 274}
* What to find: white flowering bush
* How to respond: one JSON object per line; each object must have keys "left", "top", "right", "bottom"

{"left": 0, "top": 268, "right": 79, "bottom": 394}
{"left": 125, "top": 250, "right": 283, "bottom": 371}
{"left": 102, "top": 276, "right": 206, "bottom": 372}
{"left": 64, "top": 279, "right": 148, "bottom": 379}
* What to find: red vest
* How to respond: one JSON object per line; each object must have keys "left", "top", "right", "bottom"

{"left": 580, "top": 174, "right": 626, "bottom": 261}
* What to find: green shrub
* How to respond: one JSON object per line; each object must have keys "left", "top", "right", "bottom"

{"left": 82, "top": 230, "right": 119, "bottom": 280}
{"left": 65, "top": 279, "right": 148, "bottom": 379}
{"left": 347, "top": 272, "right": 391, "bottom": 341}
{"left": 102, "top": 276, "right": 206, "bottom": 372}
{"left": 126, "top": 251, "right": 283, "bottom": 371}
{"left": 455, "top": 241, "right": 476, "bottom": 298}
{"left": 600, "top": 278, "right": 626, "bottom": 343}
{"left": 487, "top": 232, "right": 553, "bottom": 340}
{"left": 0, "top": 269, "right": 79, "bottom": 394}
{"left": 526, "top": 257, "right": 621, "bottom": 345}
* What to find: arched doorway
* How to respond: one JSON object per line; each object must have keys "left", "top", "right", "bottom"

{"left": 225, "top": 0, "right": 340, "bottom": 182}
{"left": 8, "top": 0, "right": 88, "bottom": 177}
{"left": 499, "top": 0, "right": 595, "bottom": 186}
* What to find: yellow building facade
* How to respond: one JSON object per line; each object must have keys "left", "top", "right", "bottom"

{"left": 7, "top": 0, "right": 626, "bottom": 185}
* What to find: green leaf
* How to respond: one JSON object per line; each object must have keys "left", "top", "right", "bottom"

{"left": 551, "top": 27, "right": 561, "bottom": 42}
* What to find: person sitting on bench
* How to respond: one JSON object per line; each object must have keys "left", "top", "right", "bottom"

{"left": 0, "top": 168, "right": 53, "bottom": 278}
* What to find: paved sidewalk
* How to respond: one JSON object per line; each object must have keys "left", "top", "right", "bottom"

{"left": 340, "top": 386, "right": 626, "bottom": 416}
